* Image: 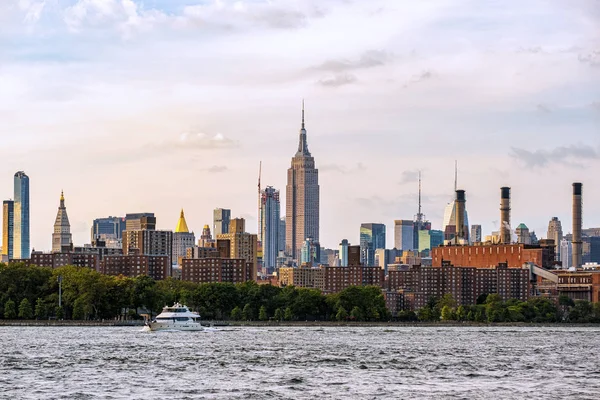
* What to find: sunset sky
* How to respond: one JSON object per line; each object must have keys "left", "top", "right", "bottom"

{"left": 1, "top": 0, "right": 599, "bottom": 251}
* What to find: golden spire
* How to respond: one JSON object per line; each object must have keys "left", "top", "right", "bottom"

{"left": 60, "top": 190, "right": 64, "bottom": 202}
{"left": 175, "top": 208, "right": 189, "bottom": 233}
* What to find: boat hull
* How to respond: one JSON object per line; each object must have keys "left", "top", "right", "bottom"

{"left": 146, "top": 322, "right": 204, "bottom": 332}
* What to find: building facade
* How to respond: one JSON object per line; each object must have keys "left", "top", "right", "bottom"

{"left": 394, "top": 220, "right": 414, "bottom": 251}
{"left": 125, "top": 213, "right": 156, "bottom": 231}
{"left": 181, "top": 258, "right": 251, "bottom": 284}
{"left": 100, "top": 255, "right": 170, "bottom": 280}
{"left": 560, "top": 239, "right": 572, "bottom": 269}
{"left": 13, "top": 171, "right": 30, "bottom": 259}
{"left": 172, "top": 209, "right": 195, "bottom": 266}
{"left": 261, "top": 186, "right": 280, "bottom": 272}
{"left": 2, "top": 200, "right": 14, "bottom": 261}
{"left": 470, "top": 225, "right": 482, "bottom": 244}
{"left": 213, "top": 208, "right": 231, "bottom": 237}
{"left": 432, "top": 243, "right": 555, "bottom": 269}
{"left": 286, "top": 104, "right": 320, "bottom": 260}
{"left": 418, "top": 229, "right": 444, "bottom": 255}
{"left": 216, "top": 218, "right": 258, "bottom": 281}
{"left": 123, "top": 229, "right": 173, "bottom": 269}
{"left": 360, "top": 223, "right": 386, "bottom": 266}
{"left": 547, "top": 217, "right": 563, "bottom": 261}
{"left": 52, "top": 191, "right": 73, "bottom": 253}
{"left": 91, "top": 216, "right": 125, "bottom": 242}
{"left": 339, "top": 239, "right": 349, "bottom": 267}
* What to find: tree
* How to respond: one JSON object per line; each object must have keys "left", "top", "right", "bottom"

{"left": 258, "top": 305, "right": 268, "bottom": 321}
{"left": 18, "top": 298, "right": 33, "bottom": 319}
{"left": 55, "top": 306, "right": 64, "bottom": 320}
{"left": 242, "top": 303, "right": 253, "bottom": 321}
{"left": 35, "top": 298, "right": 46, "bottom": 320}
{"left": 284, "top": 306, "right": 293, "bottom": 321}
{"left": 456, "top": 306, "right": 466, "bottom": 321}
{"left": 336, "top": 306, "right": 348, "bottom": 321}
{"left": 558, "top": 295, "right": 575, "bottom": 308}
{"left": 230, "top": 306, "right": 242, "bottom": 320}
{"left": 350, "top": 306, "right": 362, "bottom": 321}
{"left": 274, "top": 308, "right": 284, "bottom": 321}
{"left": 441, "top": 305, "right": 454, "bottom": 321}
{"left": 4, "top": 300, "right": 16, "bottom": 319}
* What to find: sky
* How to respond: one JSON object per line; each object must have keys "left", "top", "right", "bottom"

{"left": 0, "top": 0, "right": 599, "bottom": 251}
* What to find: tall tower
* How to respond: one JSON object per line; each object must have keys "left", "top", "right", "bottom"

{"left": 173, "top": 209, "right": 195, "bottom": 265}
{"left": 52, "top": 191, "right": 73, "bottom": 253}
{"left": 261, "top": 186, "right": 280, "bottom": 273}
{"left": 286, "top": 101, "right": 320, "bottom": 260}
{"left": 13, "top": 171, "right": 30, "bottom": 259}
{"left": 2, "top": 200, "right": 14, "bottom": 260}
{"left": 547, "top": 217, "right": 563, "bottom": 261}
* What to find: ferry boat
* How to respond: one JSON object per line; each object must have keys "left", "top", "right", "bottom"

{"left": 145, "top": 303, "right": 203, "bottom": 331}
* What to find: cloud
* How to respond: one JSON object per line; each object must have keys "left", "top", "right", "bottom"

{"left": 536, "top": 104, "right": 552, "bottom": 114}
{"left": 591, "top": 102, "right": 600, "bottom": 112}
{"left": 398, "top": 170, "right": 420, "bottom": 185}
{"left": 403, "top": 70, "right": 434, "bottom": 88}
{"left": 320, "top": 162, "right": 366, "bottom": 174}
{"left": 510, "top": 144, "right": 600, "bottom": 168}
{"left": 578, "top": 50, "right": 600, "bottom": 67}
{"left": 205, "top": 165, "right": 229, "bottom": 173}
{"left": 311, "top": 50, "right": 392, "bottom": 73}
{"left": 19, "top": 0, "right": 46, "bottom": 24}
{"left": 317, "top": 73, "right": 357, "bottom": 87}
{"left": 175, "top": 132, "right": 239, "bottom": 150}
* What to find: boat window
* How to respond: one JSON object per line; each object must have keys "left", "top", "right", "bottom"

{"left": 176, "top": 317, "right": 189, "bottom": 321}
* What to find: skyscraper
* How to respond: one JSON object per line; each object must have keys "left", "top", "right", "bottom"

{"left": 278, "top": 217, "right": 286, "bottom": 253}
{"left": 339, "top": 239, "right": 349, "bottom": 267}
{"left": 13, "top": 171, "right": 30, "bottom": 259}
{"left": 547, "top": 217, "right": 563, "bottom": 261}
{"left": 394, "top": 220, "right": 415, "bottom": 251}
{"left": 52, "top": 191, "right": 73, "bottom": 253}
{"left": 216, "top": 218, "right": 258, "bottom": 280}
{"left": 2, "top": 200, "right": 14, "bottom": 261}
{"left": 125, "top": 213, "right": 156, "bottom": 230}
{"left": 91, "top": 216, "right": 125, "bottom": 242}
{"left": 470, "top": 225, "right": 482, "bottom": 244}
{"left": 359, "top": 223, "right": 386, "bottom": 266}
{"left": 286, "top": 102, "right": 320, "bottom": 260}
{"left": 213, "top": 208, "right": 231, "bottom": 236}
{"left": 560, "top": 239, "right": 572, "bottom": 269}
{"left": 261, "top": 186, "right": 280, "bottom": 272}
{"left": 172, "top": 209, "right": 195, "bottom": 265}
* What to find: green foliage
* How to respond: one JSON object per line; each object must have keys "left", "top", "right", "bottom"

{"left": 35, "top": 298, "right": 46, "bottom": 320}
{"left": 230, "top": 306, "right": 242, "bottom": 320}
{"left": 336, "top": 306, "right": 348, "bottom": 321}
{"left": 284, "top": 307, "right": 293, "bottom": 321}
{"left": 18, "top": 298, "right": 33, "bottom": 319}
{"left": 4, "top": 299, "right": 16, "bottom": 319}
{"left": 273, "top": 308, "right": 283, "bottom": 321}
{"left": 456, "top": 306, "right": 466, "bottom": 321}
{"left": 242, "top": 303, "right": 253, "bottom": 321}
{"left": 440, "top": 305, "right": 454, "bottom": 321}
{"left": 350, "top": 306, "right": 363, "bottom": 321}
{"left": 258, "top": 305, "right": 268, "bottom": 321}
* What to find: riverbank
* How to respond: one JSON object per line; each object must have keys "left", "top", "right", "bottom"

{"left": 1, "top": 320, "right": 598, "bottom": 327}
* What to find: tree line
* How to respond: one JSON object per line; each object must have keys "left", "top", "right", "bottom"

{"left": 1, "top": 263, "right": 599, "bottom": 323}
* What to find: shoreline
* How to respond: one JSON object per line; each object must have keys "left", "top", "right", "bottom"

{"left": 1, "top": 320, "right": 599, "bottom": 328}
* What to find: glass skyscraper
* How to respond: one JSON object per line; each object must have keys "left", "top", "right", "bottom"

{"left": 13, "top": 171, "right": 30, "bottom": 259}
{"left": 360, "top": 223, "right": 386, "bottom": 266}
{"left": 260, "top": 186, "right": 280, "bottom": 272}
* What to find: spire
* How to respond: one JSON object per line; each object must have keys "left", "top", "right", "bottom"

{"left": 175, "top": 208, "right": 190, "bottom": 233}
{"left": 60, "top": 190, "right": 65, "bottom": 208}
{"left": 295, "top": 100, "right": 311, "bottom": 157}
{"left": 454, "top": 160, "right": 458, "bottom": 192}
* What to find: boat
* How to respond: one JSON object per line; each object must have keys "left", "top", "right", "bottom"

{"left": 145, "top": 303, "right": 203, "bottom": 331}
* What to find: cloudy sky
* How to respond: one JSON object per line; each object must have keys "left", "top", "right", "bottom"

{"left": 1, "top": 0, "right": 599, "bottom": 251}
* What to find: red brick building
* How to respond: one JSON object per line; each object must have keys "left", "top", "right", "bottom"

{"left": 432, "top": 243, "right": 555, "bottom": 269}
{"left": 100, "top": 255, "right": 169, "bottom": 280}
{"left": 29, "top": 251, "right": 99, "bottom": 270}
{"left": 181, "top": 258, "right": 251, "bottom": 284}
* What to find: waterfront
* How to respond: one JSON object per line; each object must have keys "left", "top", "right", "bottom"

{"left": 0, "top": 327, "right": 598, "bottom": 399}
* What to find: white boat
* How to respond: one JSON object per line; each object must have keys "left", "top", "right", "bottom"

{"left": 145, "top": 303, "right": 203, "bottom": 331}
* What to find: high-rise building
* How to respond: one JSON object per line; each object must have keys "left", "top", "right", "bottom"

{"left": 125, "top": 213, "right": 156, "bottom": 231}
{"left": 91, "top": 216, "right": 125, "bottom": 242}
{"left": 470, "top": 225, "right": 482, "bottom": 244}
{"left": 2, "top": 200, "right": 14, "bottom": 261}
{"left": 172, "top": 209, "right": 195, "bottom": 266}
{"left": 560, "top": 239, "right": 572, "bottom": 269}
{"left": 198, "top": 224, "right": 215, "bottom": 248}
{"left": 286, "top": 102, "right": 320, "bottom": 260}
{"left": 375, "top": 248, "right": 402, "bottom": 274}
{"left": 278, "top": 217, "right": 286, "bottom": 253}
{"left": 300, "top": 237, "right": 320, "bottom": 265}
{"left": 123, "top": 230, "right": 173, "bottom": 269}
{"left": 52, "top": 191, "right": 73, "bottom": 253}
{"left": 213, "top": 208, "right": 231, "bottom": 237}
{"left": 260, "top": 186, "right": 280, "bottom": 272}
{"left": 216, "top": 218, "right": 257, "bottom": 281}
{"left": 516, "top": 223, "right": 531, "bottom": 245}
{"left": 339, "top": 239, "right": 349, "bottom": 267}
{"left": 547, "top": 217, "right": 563, "bottom": 261}
{"left": 360, "top": 223, "right": 386, "bottom": 266}
{"left": 442, "top": 201, "right": 470, "bottom": 243}
{"left": 394, "top": 220, "right": 415, "bottom": 251}
{"left": 13, "top": 171, "right": 30, "bottom": 259}
{"left": 418, "top": 230, "right": 444, "bottom": 254}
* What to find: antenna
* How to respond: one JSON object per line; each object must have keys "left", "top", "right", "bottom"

{"left": 454, "top": 160, "right": 458, "bottom": 192}
{"left": 258, "top": 161, "right": 262, "bottom": 238}
{"left": 418, "top": 171, "right": 422, "bottom": 218}
{"left": 301, "top": 99, "right": 305, "bottom": 129}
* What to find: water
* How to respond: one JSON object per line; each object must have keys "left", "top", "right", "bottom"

{"left": 1, "top": 326, "right": 599, "bottom": 399}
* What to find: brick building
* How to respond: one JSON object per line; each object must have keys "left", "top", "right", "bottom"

{"left": 29, "top": 251, "right": 99, "bottom": 270}
{"left": 180, "top": 258, "right": 251, "bottom": 284}
{"left": 432, "top": 243, "right": 555, "bottom": 269}
{"left": 279, "top": 264, "right": 384, "bottom": 294}
{"left": 100, "top": 255, "right": 170, "bottom": 280}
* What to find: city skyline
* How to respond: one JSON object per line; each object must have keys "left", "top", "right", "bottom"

{"left": 1, "top": 1, "right": 599, "bottom": 251}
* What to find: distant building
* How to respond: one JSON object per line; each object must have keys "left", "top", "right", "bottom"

{"left": 181, "top": 258, "right": 252, "bottom": 284}
{"left": 432, "top": 243, "right": 555, "bottom": 269}
{"left": 216, "top": 218, "right": 258, "bottom": 281}
{"left": 547, "top": 217, "right": 563, "bottom": 261}
{"left": 13, "top": 171, "right": 30, "bottom": 259}
{"left": 125, "top": 213, "right": 156, "bottom": 231}
{"left": 2, "top": 200, "right": 14, "bottom": 261}
{"left": 394, "top": 220, "right": 414, "bottom": 251}
{"left": 286, "top": 103, "right": 320, "bottom": 260}
{"left": 52, "top": 191, "right": 73, "bottom": 253}
{"left": 516, "top": 223, "right": 531, "bottom": 245}
{"left": 261, "top": 186, "right": 280, "bottom": 272}
{"left": 91, "top": 216, "right": 125, "bottom": 242}
{"left": 442, "top": 201, "right": 469, "bottom": 243}
{"left": 375, "top": 248, "right": 402, "bottom": 274}
{"left": 172, "top": 209, "right": 195, "bottom": 266}
{"left": 360, "top": 223, "right": 386, "bottom": 266}
{"left": 300, "top": 237, "right": 320, "bottom": 266}
{"left": 418, "top": 229, "right": 444, "bottom": 255}
{"left": 31, "top": 251, "right": 99, "bottom": 270}
{"left": 213, "top": 208, "right": 231, "bottom": 237}
{"left": 278, "top": 218, "right": 286, "bottom": 253}
{"left": 100, "top": 255, "right": 169, "bottom": 280}
{"left": 123, "top": 229, "right": 173, "bottom": 269}
{"left": 339, "top": 239, "right": 349, "bottom": 267}
{"left": 470, "top": 225, "right": 482, "bottom": 244}
{"left": 560, "top": 239, "right": 572, "bottom": 269}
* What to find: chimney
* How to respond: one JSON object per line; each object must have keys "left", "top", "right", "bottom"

{"left": 500, "top": 187, "right": 511, "bottom": 244}
{"left": 572, "top": 182, "right": 583, "bottom": 268}
{"left": 455, "top": 190, "right": 466, "bottom": 243}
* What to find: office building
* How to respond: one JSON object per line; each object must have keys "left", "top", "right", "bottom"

{"left": 418, "top": 229, "right": 444, "bottom": 255}
{"left": 2, "top": 200, "right": 14, "bottom": 261}
{"left": 360, "top": 223, "right": 386, "bottom": 266}
{"left": 286, "top": 103, "right": 320, "bottom": 260}
{"left": 560, "top": 239, "right": 572, "bottom": 269}
{"left": 172, "top": 209, "right": 195, "bottom": 266}
{"left": 91, "top": 216, "right": 125, "bottom": 242}
{"left": 394, "top": 220, "right": 414, "bottom": 251}
{"left": 339, "top": 239, "right": 349, "bottom": 267}
{"left": 516, "top": 223, "right": 532, "bottom": 245}
{"left": 52, "top": 191, "right": 73, "bottom": 253}
{"left": 278, "top": 218, "right": 286, "bottom": 253}
{"left": 300, "top": 237, "right": 320, "bottom": 265}
{"left": 13, "top": 171, "right": 30, "bottom": 259}
{"left": 125, "top": 213, "right": 156, "bottom": 231}
{"left": 547, "top": 217, "right": 563, "bottom": 261}
{"left": 375, "top": 248, "right": 402, "bottom": 274}
{"left": 216, "top": 218, "right": 258, "bottom": 281}
{"left": 470, "top": 225, "right": 482, "bottom": 244}
{"left": 213, "top": 208, "right": 231, "bottom": 236}
{"left": 261, "top": 186, "right": 281, "bottom": 272}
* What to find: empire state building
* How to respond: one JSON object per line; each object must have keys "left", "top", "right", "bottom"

{"left": 286, "top": 103, "right": 320, "bottom": 260}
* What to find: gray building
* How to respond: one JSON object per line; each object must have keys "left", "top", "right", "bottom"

{"left": 470, "top": 224, "right": 482, "bottom": 244}
{"left": 213, "top": 208, "right": 231, "bottom": 236}
{"left": 278, "top": 217, "right": 286, "bottom": 253}
{"left": 261, "top": 186, "right": 280, "bottom": 273}
{"left": 547, "top": 217, "right": 563, "bottom": 261}
{"left": 13, "top": 171, "right": 30, "bottom": 259}
{"left": 52, "top": 191, "right": 72, "bottom": 253}
{"left": 91, "top": 216, "right": 125, "bottom": 242}
{"left": 394, "top": 220, "right": 414, "bottom": 251}
{"left": 339, "top": 239, "right": 349, "bottom": 267}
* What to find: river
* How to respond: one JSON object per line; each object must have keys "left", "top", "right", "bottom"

{"left": 0, "top": 326, "right": 598, "bottom": 399}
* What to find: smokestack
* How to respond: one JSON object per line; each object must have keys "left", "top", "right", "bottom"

{"left": 500, "top": 187, "right": 511, "bottom": 244}
{"left": 455, "top": 190, "right": 466, "bottom": 243}
{"left": 572, "top": 182, "right": 583, "bottom": 268}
